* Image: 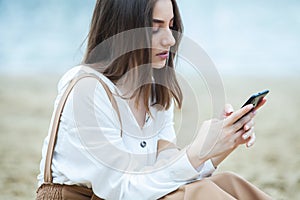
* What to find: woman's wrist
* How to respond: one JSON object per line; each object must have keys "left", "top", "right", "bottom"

{"left": 186, "top": 146, "right": 208, "bottom": 170}
{"left": 210, "top": 147, "right": 237, "bottom": 168}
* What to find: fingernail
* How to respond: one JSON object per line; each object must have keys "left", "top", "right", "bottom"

{"left": 226, "top": 111, "right": 233, "bottom": 116}
{"left": 244, "top": 125, "right": 249, "bottom": 130}
{"left": 242, "top": 134, "right": 248, "bottom": 140}
{"left": 247, "top": 142, "right": 253, "bottom": 147}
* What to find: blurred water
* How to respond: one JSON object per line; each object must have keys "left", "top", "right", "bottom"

{"left": 179, "top": 0, "right": 300, "bottom": 76}
{"left": 0, "top": 0, "right": 299, "bottom": 76}
{"left": 0, "top": 0, "right": 94, "bottom": 74}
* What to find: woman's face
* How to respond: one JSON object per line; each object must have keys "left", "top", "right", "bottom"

{"left": 151, "top": 0, "right": 176, "bottom": 69}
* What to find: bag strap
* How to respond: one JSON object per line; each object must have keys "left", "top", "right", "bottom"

{"left": 44, "top": 73, "right": 122, "bottom": 183}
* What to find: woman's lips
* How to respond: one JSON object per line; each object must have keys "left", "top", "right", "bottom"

{"left": 156, "top": 51, "right": 169, "bottom": 59}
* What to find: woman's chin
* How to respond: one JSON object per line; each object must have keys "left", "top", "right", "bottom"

{"left": 152, "top": 62, "right": 166, "bottom": 69}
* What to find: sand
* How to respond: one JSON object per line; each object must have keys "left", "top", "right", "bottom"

{"left": 0, "top": 74, "right": 299, "bottom": 199}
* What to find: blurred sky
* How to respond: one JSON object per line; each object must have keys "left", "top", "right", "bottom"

{"left": 0, "top": 0, "right": 299, "bottom": 76}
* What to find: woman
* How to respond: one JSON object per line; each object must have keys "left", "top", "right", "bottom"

{"left": 36, "top": 0, "right": 272, "bottom": 199}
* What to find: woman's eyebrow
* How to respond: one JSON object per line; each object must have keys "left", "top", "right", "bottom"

{"left": 152, "top": 18, "right": 174, "bottom": 24}
{"left": 153, "top": 19, "right": 165, "bottom": 24}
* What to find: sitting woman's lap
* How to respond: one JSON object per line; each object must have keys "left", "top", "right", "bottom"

{"left": 160, "top": 172, "right": 271, "bottom": 200}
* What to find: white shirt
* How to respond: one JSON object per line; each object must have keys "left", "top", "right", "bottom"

{"left": 37, "top": 65, "right": 215, "bottom": 200}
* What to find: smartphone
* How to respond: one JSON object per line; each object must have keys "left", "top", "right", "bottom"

{"left": 235, "top": 89, "right": 269, "bottom": 122}
{"left": 241, "top": 89, "right": 269, "bottom": 109}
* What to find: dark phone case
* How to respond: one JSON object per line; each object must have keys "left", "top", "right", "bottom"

{"left": 236, "top": 90, "right": 270, "bottom": 123}
{"left": 241, "top": 89, "right": 269, "bottom": 108}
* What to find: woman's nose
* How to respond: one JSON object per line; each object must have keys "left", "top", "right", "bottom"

{"left": 161, "top": 28, "right": 176, "bottom": 47}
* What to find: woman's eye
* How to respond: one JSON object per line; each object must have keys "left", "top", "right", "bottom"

{"left": 152, "top": 25, "right": 174, "bottom": 34}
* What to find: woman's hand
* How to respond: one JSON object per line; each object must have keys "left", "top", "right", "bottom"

{"left": 187, "top": 99, "right": 267, "bottom": 169}
{"left": 222, "top": 104, "right": 255, "bottom": 148}
{"left": 226, "top": 98, "right": 267, "bottom": 148}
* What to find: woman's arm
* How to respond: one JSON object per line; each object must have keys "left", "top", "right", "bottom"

{"left": 186, "top": 104, "right": 256, "bottom": 169}
{"left": 211, "top": 148, "right": 235, "bottom": 168}
{"left": 156, "top": 139, "right": 216, "bottom": 177}
{"left": 210, "top": 100, "right": 267, "bottom": 167}
{"left": 55, "top": 77, "right": 206, "bottom": 200}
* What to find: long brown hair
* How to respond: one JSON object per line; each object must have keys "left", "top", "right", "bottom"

{"left": 83, "top": 0, "right": 183, "bottom": 112}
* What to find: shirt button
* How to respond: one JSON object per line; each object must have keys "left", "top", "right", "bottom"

{"left": 140, "top": 141, "right": 147, "bottom": 148}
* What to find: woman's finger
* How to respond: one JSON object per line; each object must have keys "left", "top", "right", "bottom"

{"left": 246, "top": 132, "right": 256, "bottom": 147}
{"left": 243, "top": 119, "right": 255, "bottom": 132}
{"left": 232, "top": 112, "right": 255, "bottom": 132}
{"left": 222, "top": 104, "right": 234, "bottom": 118}
{"left": 220, "top": 104, "right": 234, "bottom": 119}
{"left": 225, "top": 104, "right": 254, "bottom": 125}
{"left": 253, "top": 98, "right": 267, "bottom": 112}
{"left": 232, "top": 128, "right": 247, "bottom": 145}
{"left": 242, "top": 127, "right": 254, "bottom": 140}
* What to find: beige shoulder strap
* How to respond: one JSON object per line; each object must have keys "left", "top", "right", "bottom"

{"left": 44, "top": 73, "right": 122, "bottom": 183}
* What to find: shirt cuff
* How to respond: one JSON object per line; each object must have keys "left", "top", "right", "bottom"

{"left": 198, "top": 159, "right": 216, "bottom": 178}
{"left": 201, "top": 159, "right": 216, "bottom": 177}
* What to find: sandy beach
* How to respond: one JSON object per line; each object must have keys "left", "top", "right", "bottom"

{"left": 0, "top": 74, "right": 299, "bottom": 199}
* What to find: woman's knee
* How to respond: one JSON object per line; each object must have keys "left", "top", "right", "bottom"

{"left": 216, "top": 171, "right": 243, "bottom": 181}
{"left": 210, "top": 171, "right": 248, "bottom": 186}
{"left": 184, "top": 179, "right": 216, "bottom": 190}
